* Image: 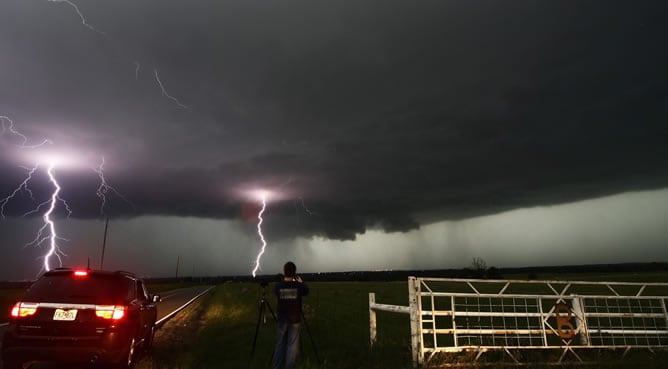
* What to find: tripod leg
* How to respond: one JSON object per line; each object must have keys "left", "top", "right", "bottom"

{"left": 264, "top": 299, "right": 277, "bottom": 321}
{"left": 250, "top": 300, "right": 266, "bottom": 358}
{"left": 301, "top": 311, "right": 321, "bottom": 365}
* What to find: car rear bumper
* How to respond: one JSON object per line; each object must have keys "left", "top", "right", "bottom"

{"left": 2, "top": 331, "right": 130, "bottom": 365}
{"left": 2, "top": 345, "right": 125, "bottom": 364}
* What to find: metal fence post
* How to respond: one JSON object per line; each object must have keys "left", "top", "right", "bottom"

{"left": 408, "top": 276, "right": 421, "bottom": 367}
{"left": 571, "top": 294, "right": 589, "bottom": 346}
{"left": 661, "top": 298, "right": 668, "bottom": 335}
{"left": 369, "top": 292, "right": 377, "bottom": 347}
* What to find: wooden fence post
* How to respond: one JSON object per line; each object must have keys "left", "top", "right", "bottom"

{"left": 408, "top": 276, "right": 421, "bottom": 367}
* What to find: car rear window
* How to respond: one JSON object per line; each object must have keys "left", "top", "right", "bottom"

{"left": 23, "top": 274, "right": 132, "bottom": 304}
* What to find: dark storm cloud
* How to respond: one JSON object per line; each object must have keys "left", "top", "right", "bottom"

{"left": 1, "top": 0, "right": 667, "bottom": 241}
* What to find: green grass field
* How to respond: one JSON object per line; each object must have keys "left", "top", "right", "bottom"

{"left": 137, "top": 280, "right": 412, "bottom": 369}
{"left": 134, "top": 273, "right": 668, "bottom": 369}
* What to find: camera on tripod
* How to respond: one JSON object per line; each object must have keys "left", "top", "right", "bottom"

{"left": 249, "top": 274, "right": 320, "bottom": 366}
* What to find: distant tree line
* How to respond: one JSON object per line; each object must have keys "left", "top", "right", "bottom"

{"left": 2, "top": 262, "right": 666, "bottom": 286}
{"left": 142, "top": 261, "right": 668, "bottom": 284}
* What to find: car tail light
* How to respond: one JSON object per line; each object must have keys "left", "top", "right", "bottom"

{"left": 10, "top": 302, "right": 38, "bottom": 318}
{"left": 95, "top": 305, "right": 126, "bottom": 320}
{"left": 73, "top": 270, "right": 88, "bottom": 277}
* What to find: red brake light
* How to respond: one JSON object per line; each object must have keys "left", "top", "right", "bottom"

{"left": 95, "top": 305, "right": 126, "bottom": 320}
{"left": 11, "top": 302, "right": 38, "bottom": 318}
{"left": 74, "top": 270, "right": 88, "bottom": 277}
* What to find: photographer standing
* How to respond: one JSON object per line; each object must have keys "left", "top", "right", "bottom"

{"left": 271, "top": 261, "right": 309, "bottom": 369}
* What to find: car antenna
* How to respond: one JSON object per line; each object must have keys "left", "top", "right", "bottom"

{"left": 100, "top": 217, "right": 110, "bottom": 269}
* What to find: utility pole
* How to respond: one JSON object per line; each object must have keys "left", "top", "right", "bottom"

{"left": 175, "top": 255, "right": 180, "bottom": 278}
{"left": 100, "top": 217, "right": 109, "bottom": 269}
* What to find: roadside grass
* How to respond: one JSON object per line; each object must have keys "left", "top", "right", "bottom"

{"left": 136, "top": 280, "right": 411, "bottom": 369}
{"left": 135, "top": 272, "right": 668, "bottom": 369}
{"left": 147, "top": 281, "right": 204, "bottom": 294}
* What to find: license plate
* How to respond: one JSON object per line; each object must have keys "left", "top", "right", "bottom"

{"left": 53, "top": 309, "right": 77, "bottom": 321}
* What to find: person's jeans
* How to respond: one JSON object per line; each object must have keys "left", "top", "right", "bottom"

{"left": 271, "top": 321, "right": 301, "bottom": 369}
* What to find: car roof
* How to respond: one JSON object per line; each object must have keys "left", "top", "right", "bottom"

{"left": 44, "top": 268, "right": 139, "bottom": 279}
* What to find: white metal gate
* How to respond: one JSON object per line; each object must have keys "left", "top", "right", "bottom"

{"left": 369, "top": 277, "right": 668, "bottom": 367}
{"left": 414, "top": 277, "right": 668, "bottom": 365}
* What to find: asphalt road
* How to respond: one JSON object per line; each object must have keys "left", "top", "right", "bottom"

{"left": 0, "top": 284, "right": 214, "bottom": 368}
{"left": 154, "top": 285, "right": 213, "bottom": 326}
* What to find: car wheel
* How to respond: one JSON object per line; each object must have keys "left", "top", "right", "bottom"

{"left": 115, "top": 337, "right": 136, "bottom": 369}
{"left": 2, "top": 359, "right": 24, "bottom": 369}
{"left": 144, "top": 325, "right": 155, "bottom": 352}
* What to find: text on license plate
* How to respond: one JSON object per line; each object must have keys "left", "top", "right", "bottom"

{"left": 53, "top": 309, "right": 77, "bottom": 321}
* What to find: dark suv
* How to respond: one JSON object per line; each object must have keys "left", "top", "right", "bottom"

{"left": 2, "top": 268, "right": 160, "bottom": 369}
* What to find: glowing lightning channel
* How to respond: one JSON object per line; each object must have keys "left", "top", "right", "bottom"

{"left": 46, "top": 3, "right": 189, "bottom": 108}
{"left": 251, "top": 192, "right": 268, "bottom": 278}
{"left": 43, "top": 164, "right": 63, "bottom": 271}
{"left": 1, "top": 119, "right": 125, "bottom": 274}
{"left": 0, "top": 166, "right": 38, "bottom": 219}
{"left": 299, "top": 197, "right": 316, "bottom": 216}
{"left": 134, "top": 62, "right": 141, "bottom": 81}
{"left": 23, "top": 163, "right": 69, "bottom": 272}
{"left": 47, "top": 0, "right": 106, "bottom": 35}
{"left": 154, "top": 68, "right": 189, "bottom": 109}
{"left": 1, "top": 116, "right": 55, "bottom": 220}
{"left": 1, "top": 122, "right": 69, "bottom": 273}
{"left": 93, "top": 157, "right": 133, "bottom": 215}
{"left": 1, "top": 116, "right": 53, "bottom": 149}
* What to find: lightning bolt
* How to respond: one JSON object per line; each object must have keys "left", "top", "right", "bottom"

{"left": 299, "top": 197, "right": 316, "bottom": 216}
{"left": 21, "top": 163, "right": 70, "bottom": 272}
{"left": 0, "top": 161, "right": 72, "bottom": 274}
{"left": 1, "top": 119, "right": 129, "bottom": 273}
{"left": 45, "top": 2, "right": 189, "bottom": 108}
{"left": 1, "top": 121, "right": 67, "bottom": 272}
{"left": 154, "top": 68, "right": 189, "bottom": 109}
{"left": 0, "top": 166, "right": 38, "bottom": 219}
{"left": 93, "top": 157, "right": 134, "bottom": 215}
{"left": 47, "top": 0, "right": 106, "bottom": 35}
{"left": 134, "top": 61, "right": 141, "bottom": 81}
{"left": 251, "top": 192, "right": 268, "bottom": 278}
{"left": 1, "top": 116, "right": 53, "bottom": 149}
{"left": 1, "top": 117, "right": 57, "bottom": 221}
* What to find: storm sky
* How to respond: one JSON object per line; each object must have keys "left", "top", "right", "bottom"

{"left": 1, "top": 0, "right": 667, "bottom": 280}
